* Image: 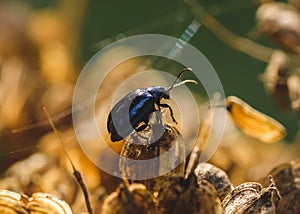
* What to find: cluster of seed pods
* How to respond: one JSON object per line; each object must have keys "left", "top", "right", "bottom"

{"left": 100, "top": 84, "right": 292, "bottom": 213}
{"left": 256, "top": 1, "right": 300, "bottom": 114}
{"left": 0, "top": 189, "right": 72, "bottom": 214}
{"left": 101, "top": 113, "right": 293, "bottom": 213}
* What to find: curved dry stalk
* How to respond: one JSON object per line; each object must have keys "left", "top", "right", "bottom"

{"left": 184, "top": 0, "right": 273, "bottom": 62}
{"left": 43, "top": 107, "right": 93, "bottom": 214}
{"left": 184, "top": 0, "right": 300, "bottom": 69}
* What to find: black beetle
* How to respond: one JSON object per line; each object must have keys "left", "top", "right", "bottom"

{"left": 107, "top": 68, "right": 196, "bottom": 142}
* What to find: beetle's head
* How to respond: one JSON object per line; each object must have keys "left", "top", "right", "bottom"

{"left": 147, "top": 86, "right": 170, "bottom": 100}
{"left": 147, "top": 68, "right": 197, "bottom": 101}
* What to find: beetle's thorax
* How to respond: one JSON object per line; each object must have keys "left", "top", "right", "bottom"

{"left": 147, "top": 86, "right": 170, "bottom": 101}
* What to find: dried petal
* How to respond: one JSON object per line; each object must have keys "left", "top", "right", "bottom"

{"left": 226, "top": 96, "right": 286, "bottom": 143}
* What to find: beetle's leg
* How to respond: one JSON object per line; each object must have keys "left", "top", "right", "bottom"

{"left": 133, "top": 121, "right": 150, "bottom": 144}
{"left": 135, "top": 116, "right": 150, "bottom": 132}
{"left": 151, "top": 110, "right": 172, "bottom": 137}
{"left": 159, "top": 103, "right": 177, "bottom": 124}
{"left": 135, "top": 123, "right": 148, "bottom": 132}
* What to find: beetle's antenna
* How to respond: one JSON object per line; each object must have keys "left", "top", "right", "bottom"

{"left": 168, "top": 68, "right": 193, "bottom": 91}
{"left": 172, "top": 79, "right": 198, "bottom": 88}
{"left": 43, "top": 107, "right": 93, "bottom": 214}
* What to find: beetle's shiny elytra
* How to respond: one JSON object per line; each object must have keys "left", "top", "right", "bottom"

{"left": 107, "top": 68, "right": 196, "bottom": 142}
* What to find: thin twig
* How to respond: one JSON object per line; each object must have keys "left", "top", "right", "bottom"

{"left": 184, "top": 0, "right": 300, "bottom": 69}
{"left": 43, "top": 107, "right": 93, "bottom": 214}
{"left": 184, "top": 109, "right": 213, "bottom": 179}
{"left": 0, "top": 145, "right": 39, "bottom": 157}
{"left": 184, "top": 0, "right": 273, "bottom": 62}
{"left": 185, "top": 145, "right": 200, "bottom": 179}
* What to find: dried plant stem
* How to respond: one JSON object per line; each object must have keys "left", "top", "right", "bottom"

{"left": 184, "top": 0, "right": 272, "bottom": 61}
{"left": 185, "top": 145, "right": 200, "bottom": 179}
{"left": 184, "top": 0, "right": 300, "bottom": 68}
{"left": 203, "top": 16, "right": 273, "bottom": 62}
{"left": 184, "top": 109, "right": 211, "bottom": 179}
{"left": 185, "top": 98, "right": 219, "bottom": 179}
{"left": 43, "top": 107, "right": 93, "bottom": 214}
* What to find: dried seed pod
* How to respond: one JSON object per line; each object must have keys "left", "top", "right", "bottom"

{"left": 265, "top": 161, "right": 300, "bottom": 213}
{"left": 0, "top": 189, "right": 29, "bottom": 214}
{"left": 222, "top": 176, "right": 280, "bottom": 214}
{"left": 101, "top": 183, "right": 156, "bottom": 214}
{"left": 194, "top": 163, "right": 233, "bottom": 201}
{"left": 157, "top": 175, "right": 222, "bottom": 214}
{"left": 287, "top": 75, "right": 300, "bottom": 113}
{"left": 226, "top": 96, "right": 286, "bottom": 143}
{"left": 256, "top": 2, "right": 300, "bottom": 53}
{"left": 260, "top": 49, "right": 300, "bottom": 115}
{"left": 120, "top": 122, "right": 185, "bottom": 192}
{"left": 27, "top": 192, "right": 72, "bottom": 214}
{"left": 260, "top": 51, "right": 290, "bottom": 110}
{"left": 1, "top": 152, "right": 77, "bottom": 204}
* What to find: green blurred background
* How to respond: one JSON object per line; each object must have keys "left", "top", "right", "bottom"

{"left": 23, "top": 0, "right": 298, "bottom": 141}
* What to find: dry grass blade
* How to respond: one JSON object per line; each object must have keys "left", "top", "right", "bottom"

{"left": 43, "top": 107, "right": 93, "bottom": 214}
